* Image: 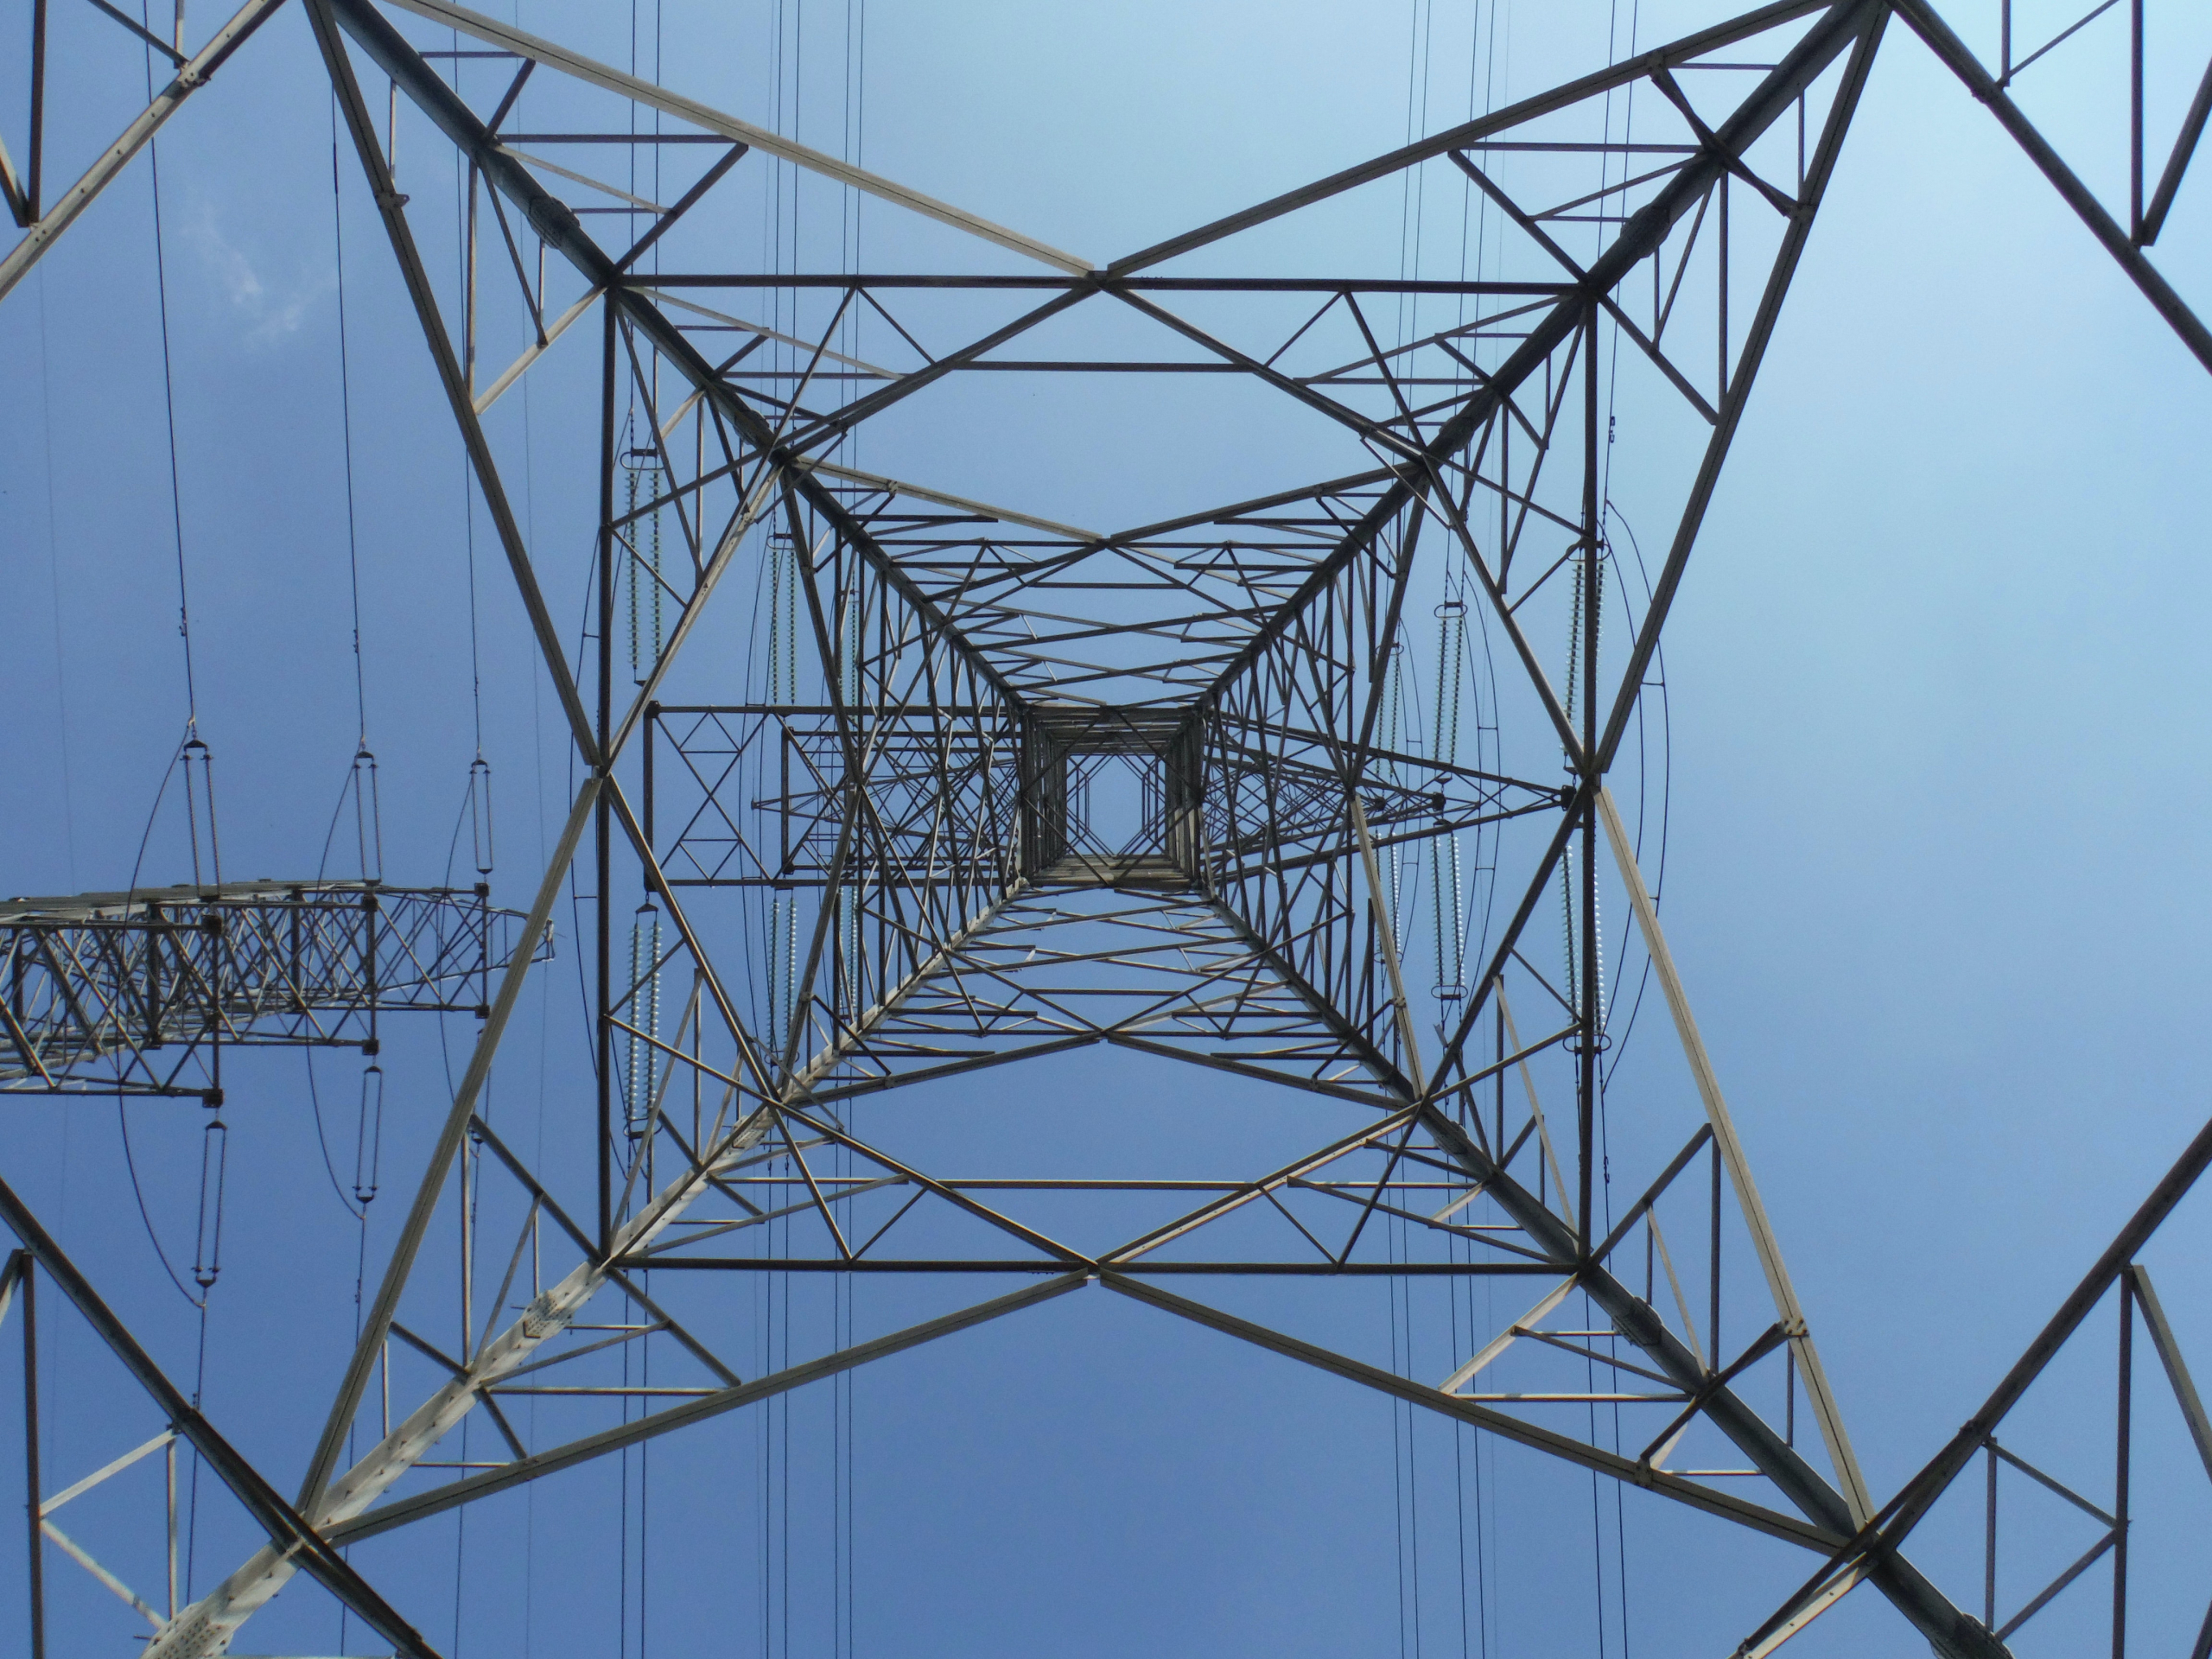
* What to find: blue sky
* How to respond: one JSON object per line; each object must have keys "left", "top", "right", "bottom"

{"left": 3, "top": 2, "right": 2212, "bottom": 1655}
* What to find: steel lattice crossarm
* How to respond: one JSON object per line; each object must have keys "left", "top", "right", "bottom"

{"left": 0, "top": 880, "right": 546, "bottom": 1099}
{"left": 0, "top": 0, "right": 293, "bottom": 303}
{"left": 1885, "top": 0, "right": 2212, "bottom": 374}
{"left": 1732, "top": 1111, "right": 2212, "bottom": 1657}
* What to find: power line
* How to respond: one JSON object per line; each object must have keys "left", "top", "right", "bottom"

{"left": 140, "top": 7, "right": 199, "bottom": 736}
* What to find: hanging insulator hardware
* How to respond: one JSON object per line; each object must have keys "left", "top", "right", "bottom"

{"left": 626, "top": 901, "right": 664, "bottom": 1140}
{"left": 353, "top": 1061, "right": 384, "bottom": 1207}
{"left": 626, "top": 436, "right": 666, "bottom": 685}
{"left": 467, "top": 756, "right": 495, "bottom": 877}
{"left": 350, "top": 745, "right": 385, "bottom": 883}
{"left": 766, "top": 531, "right": 800, "bottom": 709}
{"left": 181, "top": 736, "right": 222, "bottom": 892}
{"left": 194, "top": 1109, "right": 229, "bottom": 1292}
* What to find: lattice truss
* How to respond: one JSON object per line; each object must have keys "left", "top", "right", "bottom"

{"left": 3, "top": 1, "right": 2210, "bottom": 1656}
{"left": 0, "top": 882, "right": 536, "bottom": 1098}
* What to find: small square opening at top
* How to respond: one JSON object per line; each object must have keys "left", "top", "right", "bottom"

{"left": 1020, "top": 708, "right": 1205, "bottom": 886}
{"left": 1066, "top": 749, "right": 1158, "bottom": 859}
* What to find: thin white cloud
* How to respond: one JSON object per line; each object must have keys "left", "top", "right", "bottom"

{"left": 182, "top": 201, "right": 330, "bottom": 346}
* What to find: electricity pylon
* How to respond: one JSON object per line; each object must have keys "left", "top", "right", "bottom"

{"left": 3, "top": 2, "right": 2209, "bottom": 1655}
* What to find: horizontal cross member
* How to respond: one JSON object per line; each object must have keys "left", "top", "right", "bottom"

{"left": 0, "top": 882, "right": 541, "bottom": 1093}
{"left": 613, "top": 1257, "right": 1568, "bottom": 1274}
{"left": 632, "top": 274, "right": 1578, "bottom": 293}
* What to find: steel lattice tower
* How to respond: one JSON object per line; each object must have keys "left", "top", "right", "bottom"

{"left": 4, "top": 2, "right": 2212, "bottom": 1656}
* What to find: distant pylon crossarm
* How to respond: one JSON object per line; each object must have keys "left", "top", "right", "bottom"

{"left": 0, "top": 881, "right": 543, "bottom": 1099}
